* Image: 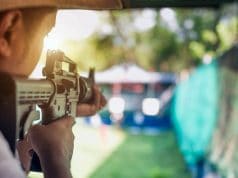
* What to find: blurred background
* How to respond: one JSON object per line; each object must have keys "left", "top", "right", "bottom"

{"left": 29, "top": 2, "right": 237, "bottom": 178}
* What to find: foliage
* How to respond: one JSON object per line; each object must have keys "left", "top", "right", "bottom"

{"left": 59, "top": 5, "right": 237, "bottom": 72}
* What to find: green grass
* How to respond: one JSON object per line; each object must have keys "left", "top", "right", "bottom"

{"left": 89, "top": 131, "right": 191, "bottom": 178}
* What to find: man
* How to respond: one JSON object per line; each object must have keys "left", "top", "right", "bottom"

{"left": 0, "top": 1, "right": 120, "bottom": 177}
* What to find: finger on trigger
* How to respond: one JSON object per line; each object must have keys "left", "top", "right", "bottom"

{"left": 101, "top": 94, "right": 107, "bottom": 107}
{"left": 68, "top": 117, "right": 75, "bottom": 127}
{"left": 94, "top": 86, "right": 101, "bottom": 109}
{"left": 61, "top": 116, "right": 75, "bottom": 127}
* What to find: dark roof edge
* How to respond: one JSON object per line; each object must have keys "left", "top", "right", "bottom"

{"left": 122, "top": 0, "right": 237, "bottom": 8}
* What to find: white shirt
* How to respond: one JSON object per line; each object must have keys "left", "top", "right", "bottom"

{"left": 0, "top": 132, "right": 25, "bottom": 178}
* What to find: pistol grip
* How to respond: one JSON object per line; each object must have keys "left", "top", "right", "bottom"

{"left": 30, "top": 152, "right": 42, "bottom": 172}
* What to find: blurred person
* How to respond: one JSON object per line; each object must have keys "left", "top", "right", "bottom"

{"left": 0, "top": 2, "right": 107, "bottom": 178}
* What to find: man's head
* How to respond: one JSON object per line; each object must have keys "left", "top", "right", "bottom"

{"left": 0, "top": 8, "right": 57, "bottom": 76}
{"left": 0, "top": 0, "right": 121, "bottom": 77}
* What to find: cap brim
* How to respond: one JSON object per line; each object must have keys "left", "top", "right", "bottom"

{"left": 0, "top": 0, "right": 123, "bottom": 11}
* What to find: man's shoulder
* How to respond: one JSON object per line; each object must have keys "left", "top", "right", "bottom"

{"left": 0, "top": 131, "right": 25, "bottom": 178}
{"left": 0, "top": 131, "right": 13, "bottom": 159}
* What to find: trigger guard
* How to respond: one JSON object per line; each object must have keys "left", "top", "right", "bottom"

{"left": 23, "top": 110, "right": 40, "bottom": 136}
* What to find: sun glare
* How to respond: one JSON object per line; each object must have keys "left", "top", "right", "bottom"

{"left": 43, "top": 10, "right": 100, "bottom": 50}
{"left": 43, "top": 28, "right": 62, "bottom": 50}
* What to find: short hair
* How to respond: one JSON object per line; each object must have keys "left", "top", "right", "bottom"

{"left": 0, "top": 8, "right": 56, "bottom": 43}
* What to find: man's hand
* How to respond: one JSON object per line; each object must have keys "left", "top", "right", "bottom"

{"left": 17, "top": 85, "right": 105, "bottom": 177}
{"left": 17, "top": 138, "right": 33, "bottom": 174}
{"left": 77, "top": 85, "right": 107, "bottom": 116}
{"left": 28, "top": 117, "right": 74, "bottom": 178}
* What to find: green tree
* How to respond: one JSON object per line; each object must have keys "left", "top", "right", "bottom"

{"left": 56, "top": 5, "right": 237, "bottom": 72}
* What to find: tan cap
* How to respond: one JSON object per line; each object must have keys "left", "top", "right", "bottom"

{"left": 0, "top": 0, "right": 123, "bottom": 11}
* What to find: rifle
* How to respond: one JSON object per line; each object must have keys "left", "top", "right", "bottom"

{"left": 0, "top": 50, "right": 94, "bottom": 170}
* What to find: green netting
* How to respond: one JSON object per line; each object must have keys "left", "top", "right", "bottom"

{"left": 210, "top": 66, "right": 238, "bottom": 177}
{"left": 210, "top": 45, "right": 238, "bottom": 177}
{"left": 171, "top": 61, "right": 219, "bottom": 165}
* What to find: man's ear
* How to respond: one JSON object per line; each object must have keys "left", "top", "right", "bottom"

{"left": 0, "top": 10, "right": 22, "bottom": 58}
